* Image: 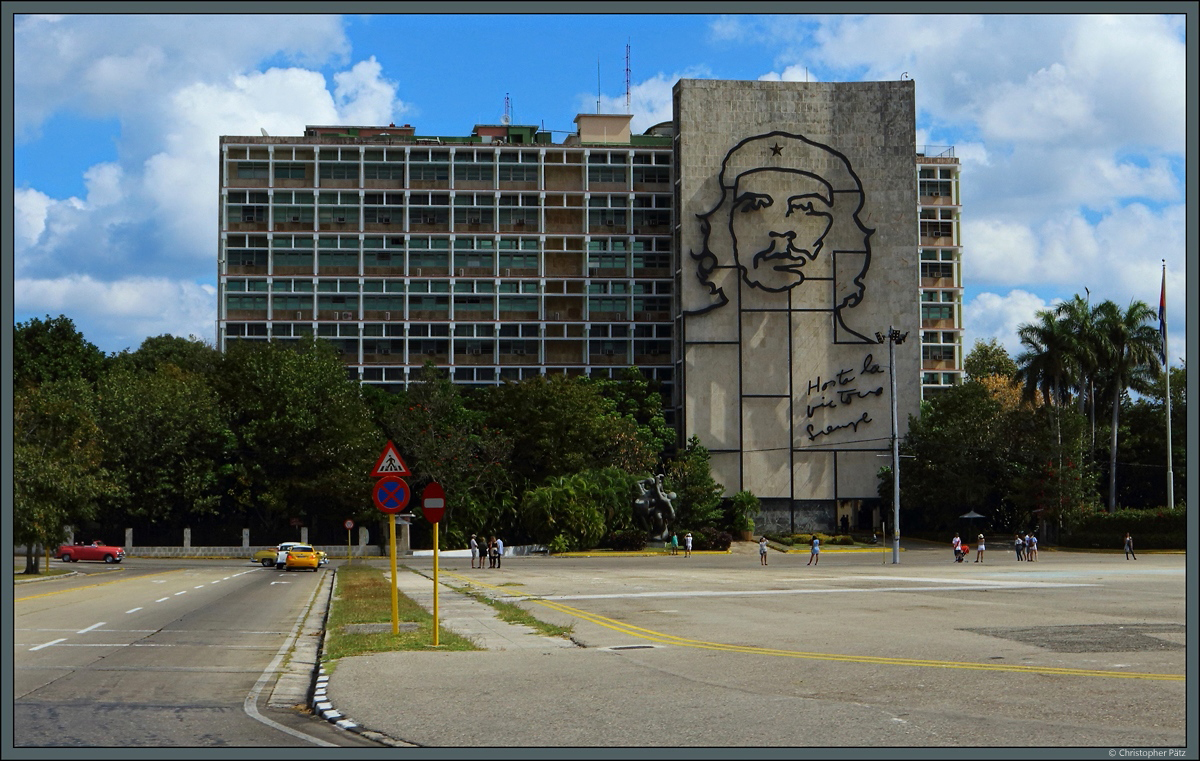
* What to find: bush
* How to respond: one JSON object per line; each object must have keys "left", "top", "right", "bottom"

{"left": 764, "top": 532, "right": 794, "bottom": 546}
{"left": 1062, "top": 506, "right": 1185, "bottom": 550}
{"left": 728, "top": 490, "right": 761, "bottom": 533}
{"left": 604, "top": 529, "right": 648, "bottom": 551}
{"left": 548, "top": 535, "right": 573, "bottom": 554}
{"left": 696, "top": 527, "right": 733, "bottom": 552}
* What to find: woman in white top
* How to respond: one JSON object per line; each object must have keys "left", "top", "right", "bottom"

{"left": 759, "top": 536, "right": 769, "bottom": 566}
{"left": 975, "top": 534, "right": 985, "bottom": 563}
{"left": 807, "top": 535, "right": 820, "bottom": 565}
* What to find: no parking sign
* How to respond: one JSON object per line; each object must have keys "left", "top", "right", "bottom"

{"left": 373, "top": 476, "right": 411, "bottom": 514}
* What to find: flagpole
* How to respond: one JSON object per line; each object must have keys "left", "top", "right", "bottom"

{"left": 1161, "top": 261, "right": 1174, "bottom": 509}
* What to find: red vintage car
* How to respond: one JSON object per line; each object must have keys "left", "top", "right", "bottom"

{"left": 57, "top": 541, "right": 126, "bottom": 564}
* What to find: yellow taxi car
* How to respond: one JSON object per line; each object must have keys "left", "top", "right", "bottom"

{"left": 253, "top": 542, "right": 328, "bottom": 567}
{"left": 284, "top": 544, "right": 320, "bottom": 572}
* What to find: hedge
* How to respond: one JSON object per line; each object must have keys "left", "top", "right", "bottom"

{"left": 1061, "top": 507, "right": 1186, "bottom": 550}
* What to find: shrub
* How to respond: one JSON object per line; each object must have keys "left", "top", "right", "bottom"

{"left": 1062, "top": 506, "right": 1185, "bottom": 550}
{"left": 548, "top": 535, "right": 573, "bottom": 554}
{"left": 695, "top": 527, "right": 733, "bottom": 552}
{"left": 764, "top": 532, "right": 794, "bottom": 546}
{"left": 728, "top": 490, "right": 761, "bottom": 533}
{"left": 604, "top": 529, "right": 648, "bottom": 551}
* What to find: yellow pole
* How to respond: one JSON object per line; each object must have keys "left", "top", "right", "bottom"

{"left": 432, "top": 522, "right": 440, "bottom": 647}
{"left": 389, "top": 514, "right": 398, "bottom": 635}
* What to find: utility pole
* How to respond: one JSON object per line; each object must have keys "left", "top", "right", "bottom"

{"left": 876, "top": 327, "right": 908, "bottom": 563}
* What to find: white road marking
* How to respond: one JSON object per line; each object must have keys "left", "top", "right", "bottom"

{"left": 152, "top": 579, "right": 166, "bottom": 583}
{"left": 174, "top": 591, "right": 186, "bottom": 596}
{"left": 270, "top": 581, "right": 291, "bottom": 585}
{"left": 76, "top": 622, "right": 105, "bottom": 634}
{"left": 30, "top": 638, "right": 66, "bottom": 651}
{"left": 544, "top": 582, "right": 1098, "bottom": 601}
{"left": 194, "top": 585, "right": 206, "bottom": 589}
{"left": 125, "top": 608, "right": 143, "bottom": 614}
{"left": 155, "top": 597, "right": 170, "bottom": 602}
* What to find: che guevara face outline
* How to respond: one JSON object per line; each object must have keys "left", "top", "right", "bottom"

{"left": 729, "top": 168, "right": 835, "bottom": 293}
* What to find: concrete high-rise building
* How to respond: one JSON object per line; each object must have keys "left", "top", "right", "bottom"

{"left": 217, "top": 78, "right": 958, "bottom": 531}
{"left": 916, "top": 148, "right": 965, "bottom": 397}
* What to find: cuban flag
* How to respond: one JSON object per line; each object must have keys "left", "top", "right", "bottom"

{"left": 1159, "top": 267, "right": 1168, "bottom": 364}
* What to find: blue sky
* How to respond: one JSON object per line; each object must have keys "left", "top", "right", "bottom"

{"left": 11, "top": 12, "right": 1190, "bottom": 366}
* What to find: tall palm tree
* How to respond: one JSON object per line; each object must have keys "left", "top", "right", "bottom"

{"left": 1014, "top": 309, "right": 1077, "bottom": 410}
{"left": 1093, "top": 299, "right": 1162, "bottom": 512}
{"left": 1054, "top": 295, "right": 1101, "bottom": 419}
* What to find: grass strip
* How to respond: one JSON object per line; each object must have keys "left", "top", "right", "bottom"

{"left": 322, "top": 564, "right": 479, "bottom": 664}
{"left": 452, "top": 583, "right": 575, "bottom": 640}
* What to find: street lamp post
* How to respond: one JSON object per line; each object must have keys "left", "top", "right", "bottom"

{"left": 876, "top": 327, "right": 908, "bottom": 564}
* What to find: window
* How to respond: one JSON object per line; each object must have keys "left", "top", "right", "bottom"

{"left": 274, "top": 163, "right": 307, "bottom": 179}
{"left": 236, "top": 162, "right": 269, "bottom": 179}
{"left": 454, "top": 165, "right": 494, "bottom": 182}
{"left": 498, "top": 165, "right": 538, "bottom": 182}
{"left": 319, "top": 163, "right": 359, "bottom": 181}
{"left": 363, "top": 163, "right": 405, "bottom": 180}
{"left": 921, "top": 305, "right": 954, "bottom": 320}
{"left": 588, "top": 167, "right": 627, "bottom": 184}
{"left": 411, "top": 164, "right": 449, "bottom": 181}
{"left": 922, "top": 345, "right": 955, "bottom": 362}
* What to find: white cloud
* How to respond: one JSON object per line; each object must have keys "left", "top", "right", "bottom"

{"left": 964, "top": 290, "right": 1051, "bottom": 360}
{"left": 759, "top": 65, "right": 819, "bottom": 83}
{"left": 333, "top": 56, "right": 405, "bottom": 126}
{"left": 16, "top": 276, "right": 218, "bottom": 353}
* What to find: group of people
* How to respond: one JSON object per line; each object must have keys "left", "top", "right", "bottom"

{"left": 669, "top": 532, "right": 693, "bottom": 557}
{"left": 1013, "top": 532, "right": 1039, "bottom": 561}
{"left": 951, "top": 532, "right": 986, "bottom": 563}
{"left": 468, "top": 534, "right": 504, "bottom": 569}
{"left": 757, "top": 535, "right": 820, "bottom": 566}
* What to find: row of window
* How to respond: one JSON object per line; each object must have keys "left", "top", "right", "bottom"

{"left": 225, "top": 295, "right": 673, "bottom": 312}
{"left": 233, "top": 162, "right": 670, "bottom": 185}
{"left": 228, "top": 146, "right": 670, "bottom": 165}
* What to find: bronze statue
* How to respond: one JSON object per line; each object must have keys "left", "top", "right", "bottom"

{"left": 633, "top": 474, "right": 676, "bottom": 541}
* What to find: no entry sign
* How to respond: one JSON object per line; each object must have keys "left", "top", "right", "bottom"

{"left": 422, "top": 482, "right": 446, "bottom": 523}
{"left": 373, "top": 476, "right": 411, "bottom": 514}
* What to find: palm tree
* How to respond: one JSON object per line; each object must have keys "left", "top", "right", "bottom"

{"left": 1054, "top": 295, "right": 1101, "bottom": 420}
{"left": 1015, "top": 309, "right": 1077, "bottom": 410}
{"left": 1092, "top": 299, "right": 1162, "bottom": 512}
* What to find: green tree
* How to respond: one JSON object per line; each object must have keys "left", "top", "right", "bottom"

{"left": 963, "top": 338, "right": 1018, "bottom": 381}
{"left": 663, "top": 436, "right": 725, "bottom": 529}
{"left": 728, "top": 490, "right": 761, "bottom": 534}
{"left": 13, "top": 380, "right": 117, "bottom": 573}
{"left": 1093, "top": 299, "right": 1162, "bottom": 511}
{"left": 108, "top": 334, "right": 222, "bottom": 377}
{"left": 94, "top": 364, "right": 232, "bottom": 530}
{"left": 211, "top": 338, "right": 379, "bottom": 537}
{"left": 13, "top": 315, "right": 108, "bottom": 389}
{"left": 478, "top": 374, "right": 658, "bottom": 488}
{"left": 520, "top": 468, "right": 638, "bottom": 550}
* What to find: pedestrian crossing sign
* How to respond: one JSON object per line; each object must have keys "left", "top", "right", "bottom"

{"left": 370, "top": 440, "right": 412, "bottom": 477}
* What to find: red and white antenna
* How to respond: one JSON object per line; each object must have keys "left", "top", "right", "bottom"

{"left": 502, "top": 92, "right": 511, "bottom": 125}
{"left": 625, "top": 41, "right": 631, "bottom": 115}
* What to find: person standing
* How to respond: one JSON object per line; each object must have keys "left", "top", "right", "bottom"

{"left": 1124, "top": 532, "right": 1137, "bottom": 560}
{"left": 275, "top": 544, "right": 289, "bottom": 571}
{"left": 684, "top": 532, "right": 693, "bottom": 558}
{"left": 494, "top": 536, "right": 504, "bottom": 569}
{"left": 1014, "top": 533, "right": 1024, "bottom": 562}
{"left": 975, "top": 534, "right": 986, "bottom": 563}
{"left": 469, "top": 534, "right": 480, "bottom": 569}
{"left": 670, "top": 533, "right": 679, "bottom": 556}
{"left": 807, "top": 535, "right": 820, "bottom": 565}
{"left": 759, "top": 536, "right": 769, "bottom": 566}
{"left": 487, "top": 536, "right": 497, "bottom": 568}
{"left": 952, "top": 532, "right": 962, "bottom": 562}
{"left": 1027, "top": 534, "right": 1038, "bottom": 562}
{"left": 1023, "top": 532, "right": 1032, "bottom": 561}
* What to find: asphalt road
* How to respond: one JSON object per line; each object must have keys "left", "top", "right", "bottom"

{"left": 12, "top": 558, "right": 379, "bottom": 748}
{"left": 329, "top": 544, "right": 1189, "bottom": 749}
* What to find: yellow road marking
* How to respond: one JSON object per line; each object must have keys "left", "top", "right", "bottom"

{"left": 443, "top": 571, "right": 1184, "bottom": 682}
{"left": 16, "top": 569, "right": 187, "bottom": 602}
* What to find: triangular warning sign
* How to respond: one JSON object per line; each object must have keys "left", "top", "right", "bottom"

{"left": 371, "top": 440, "right": 412, "bottom": 477}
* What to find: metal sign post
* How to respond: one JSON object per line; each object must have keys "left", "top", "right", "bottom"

{"left": 344, "top": 519, "right": 354, "bottom": 564}
{"left": 423, "top": 482, "right": 446, "bottom": 647}
{"left": 373, "top": 475, "right": 411, "bottom": 635}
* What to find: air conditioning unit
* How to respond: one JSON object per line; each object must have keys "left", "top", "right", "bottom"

{"left": 604, "top": 349, "right": 615, "bottom": 356}
{"left": 379, "top": 347, "right": 390, "bottom": 355}
{"left": 467, "top": 216, "right": 481, "bottom": 224}
{"left": 552, "top": 312, "right": 561, "bottom": 320}
{"left": 295, "top": 311, "right": 303, "bottom": 320}
{"left": 341, "top": 312, "right": 352, "bottom": 320}
{"left": 414, "top": 268, "right": 422, "bottom": 276}
{"left": 384, "top": 311, "right": 391, "bottom": 320}
{"left": 378, "top": 216, "right": 391, "bottom": 224}
{"left": 604, "top": 219, "right": 614, "bottom": 226}
{"left": 290, "top": 215, "right": 301, "bottom": 223}
{"left": 469, "top": 348, "right": 481, "bottom": 356}
{"left": 243, "top": 259, "right": 255, "bottom": 266}
{"left": 504, "top": 268, "right": 511, "bottom": 277}
{"left": 335, "top": 216, "right": 347, "bottom": 224}
{"left": 457, "top": 269, "right": 465, "bottom": 276}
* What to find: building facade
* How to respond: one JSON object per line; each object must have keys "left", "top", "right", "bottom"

{"left": 217, "top": 78, "right": 960, "bottom": 529}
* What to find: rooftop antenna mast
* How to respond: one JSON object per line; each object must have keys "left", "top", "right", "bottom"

{"left": 502, "top": 92, "right": 511, "bottom": 125}
{"left": 596, "top": 58, "right": 601, "bottom": 113}
{"left": 625, "top": 41, "right": 631, "bottom": 115}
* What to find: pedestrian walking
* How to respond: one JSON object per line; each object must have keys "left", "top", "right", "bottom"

{"left": 670, "top": 533, "right": 679, "bottom": 556}
{"left": 1124, "top": 532, "right": 1137, "bottom": 560}
{"left": 684, "top": 532, "right": 693, "bottom": 558}
{"left": 275, "top": 544, "right": 289, "bottom": 571}
{"left": 759, "top": 536, "right": 769, "bottom": 566}
{"left": 1028, "top": 533, "right": 1038, "bottom": 561}
{"left": 469, "top": 534, "right": 480, "bottom": 569}
{"left": 975, "top": 533, "right": 985, "bottom": 563}
{"left": 807, "top": 535, "right": 820, "bottom": 565}
{"left": 1014, "top": 533, "right": 1024, "bottom": 561}
{"left": 952, "top": 532, "right": 963, "bottom": 562}
{"left": 494, "top": 536, "right": 504, "bottom": 568}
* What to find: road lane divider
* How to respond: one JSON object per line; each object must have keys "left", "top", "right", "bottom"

{"left": 16, "top": 569, "right": 187, "bottom": 602}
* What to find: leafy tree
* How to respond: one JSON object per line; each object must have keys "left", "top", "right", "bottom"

{"left": 13, "top": 315, "right": 108, "bottom": 388}
{"left": 1092, "top": 299, "right": 1162, "bottom": 511}
{"left": 1112, "top": 363, "right": 1186, "bottom": 509}
{"left": 94, "top": 364, "right": 232, "bottom": 530}
{"left": 108, "top": 334, "right": 222, "bottom": 377}
{"left": 728, "top": 490, "right": 761, "bottom": 533}
{"left": 520, "top": 468, "right": 639, "bottom": 550}
{"left": 663, "top": 436, "right": 725, "bottom": 529}
{"left": 963, "top": 338, "right": 1018, "bottom": 381}
{"left": 1015, "top": 309, "right": 1078, "bottom": 409}
{"left": 13, "top": 379, "right": 117, "bottom": 573}
{"left": 589, "top": 367, "right": 675, "bottom": 458}
{"left": 211, "top": 338, "right": 379, "bottom": 538}
{"left": 478, "top": 374, "right": 658, "bottom": 488}
{"left": 382, "top": 362, "right": 513, "bottom": 548}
